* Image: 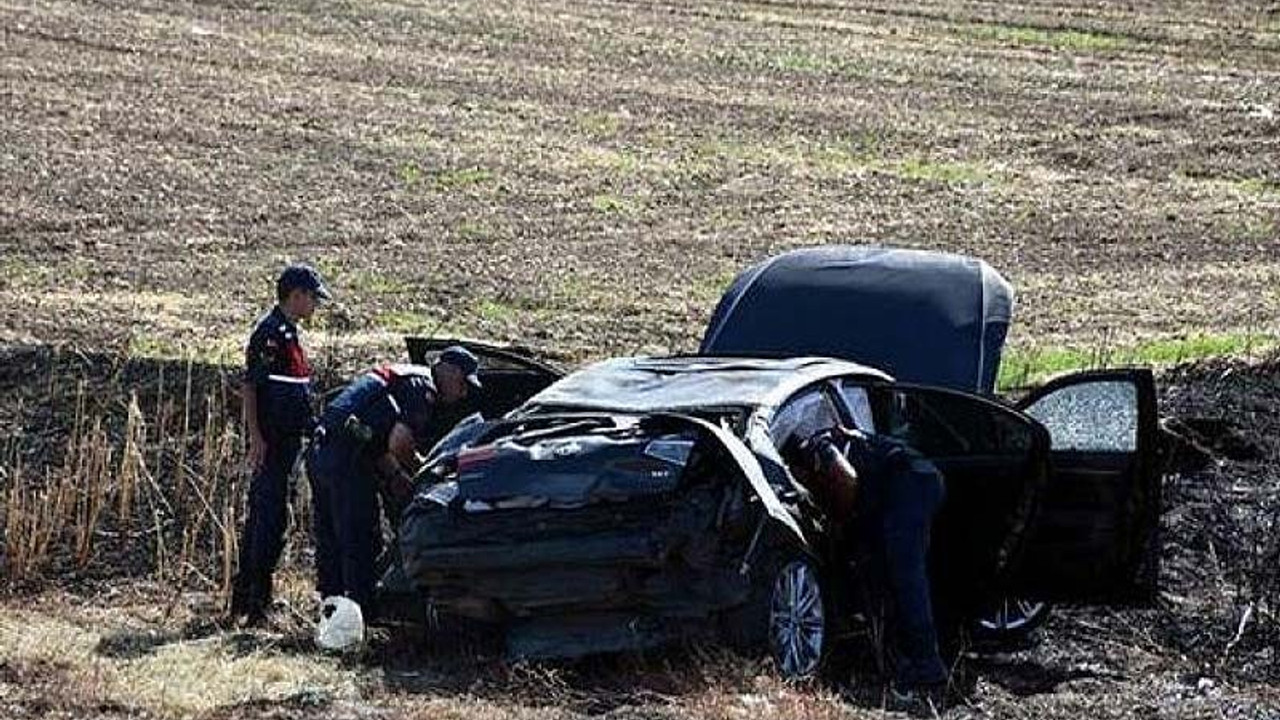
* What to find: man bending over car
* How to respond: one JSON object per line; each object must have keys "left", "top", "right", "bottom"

{"left": 789, "top": 424, "right": 948, "bottom": 700}
{"left": 306, "top": 347, "right": 480, "bottom": 625}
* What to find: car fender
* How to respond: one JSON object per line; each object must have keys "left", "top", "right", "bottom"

{"left": 656, "top": 413, "right": 808, "bottom": 549}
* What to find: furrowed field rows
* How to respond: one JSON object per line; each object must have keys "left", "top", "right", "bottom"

{"left": 1, "top": 0, "right": 1276, "bottom": 368}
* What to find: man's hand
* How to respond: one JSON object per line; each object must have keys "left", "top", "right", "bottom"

{"left": 247, "top": 431, "right": 267, "bottom": 472}
{"left": 242, "top": 381, "right": 266, "bottom": 472}
{"left": 802, "top": 428, "right": 860, "bottom": 520}
{"left": 375, "top": 452, "right": 417, "bottom": 508}
{"left": 384, "top": 469, "right": 415, "bottom": 503}
{"left": 387, "top": 422, "right": 422, "bottom": 472}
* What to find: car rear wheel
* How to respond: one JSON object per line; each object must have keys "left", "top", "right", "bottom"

{"left": 768, "top": 558, "right": 827, "bottom": 679}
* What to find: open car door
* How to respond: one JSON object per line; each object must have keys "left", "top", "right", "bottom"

{"left": 854, "top": 382, "right": 1048, "bottom": 616}
{"left": 404, "top": 337, "right": 563, "bottom": 421}
{"left": 1011, "top": 369, "right": 1160, "bottom": 604}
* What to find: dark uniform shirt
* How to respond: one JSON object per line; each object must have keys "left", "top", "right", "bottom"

{"left": 320, "top": 365, "right": 437, "bottom": 456}
{"left": 245, "top": 306, "right": 314, "bottom": 438}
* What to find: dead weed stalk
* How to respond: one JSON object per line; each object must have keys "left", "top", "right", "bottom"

{"left": 1, "top": 356, "right": 246, "bottom": 600}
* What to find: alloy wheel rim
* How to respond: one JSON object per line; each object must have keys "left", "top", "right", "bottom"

{"left": 978, "top": 597, "right": 1047, "bottom": 632}
{"left": 768, "top": 560, "right": 824, "bottom": 678}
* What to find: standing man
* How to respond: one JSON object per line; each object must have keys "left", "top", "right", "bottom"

{"left": 230, "top": 264, "right": 332, "bottom": 625}
{"left": 307, "top": 348, "right": 480, "bottom": 631}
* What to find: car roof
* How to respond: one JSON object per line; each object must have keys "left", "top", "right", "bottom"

{"left": 522, "top": 355, "right": 891, "bottom": 414}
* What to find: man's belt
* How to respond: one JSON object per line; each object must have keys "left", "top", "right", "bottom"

{"left": 267, "top": 374, "right": 312, "bottom": 385}
{"left": 314, "top": 416, "right": 374, "bottom": 446}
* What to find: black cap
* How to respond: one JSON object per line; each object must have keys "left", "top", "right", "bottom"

{"left": 277, "top": 264, "right": 332, "bottom": 301}
{"left": 438, "top": 346, "right": 482, "bottom": 388}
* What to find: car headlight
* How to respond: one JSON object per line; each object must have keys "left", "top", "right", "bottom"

{"left": 644, "top": 437, "right": 695, "bottom": 467}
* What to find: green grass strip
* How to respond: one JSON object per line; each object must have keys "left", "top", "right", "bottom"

{"left": 999, "top": 332, "right": 1277, "bottom": 389}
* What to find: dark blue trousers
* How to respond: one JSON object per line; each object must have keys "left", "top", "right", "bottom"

{"left": 233, "top": 433, "right": 302, "bottom": 611}
{"left": 856, "top": 440, "right": 948, "bottom": 688}
{"left": 307, "top": 438, "right": 383, "bottom": 613}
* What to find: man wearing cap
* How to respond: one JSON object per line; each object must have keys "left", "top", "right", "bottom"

{"left": 231, "top": 263, "right": 332, "bottom": 625}
{"left": 306, "top": 347, "right": 481, "bottom": 623}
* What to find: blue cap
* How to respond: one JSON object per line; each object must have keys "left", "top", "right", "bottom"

{"left": 277, "top": 264, "right": 332, "bottom": 301}
{"left": 438, "top": 345, "right": 482, "bottom": 388}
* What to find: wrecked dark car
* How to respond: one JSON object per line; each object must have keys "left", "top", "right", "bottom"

{"left": 387, "top": 246, "right": 1161, "bottom": 679}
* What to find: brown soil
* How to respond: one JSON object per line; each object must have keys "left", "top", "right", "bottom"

{"left": 2, "top": 0, "right": 1278, "bottom": 367}
{"left": 3, "top": 0, "right": 1280, "bottom": 716}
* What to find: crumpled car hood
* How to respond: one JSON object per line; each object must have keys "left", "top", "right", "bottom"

{"left": 416, "top": 413, "right": 808, "bottom": 546}
{"left": 438, "top": 431, "right": 696, "bottom": 511}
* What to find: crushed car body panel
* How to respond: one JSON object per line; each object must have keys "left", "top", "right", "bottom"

{"left": 452, "top": 431, "right": 691, "bottom": 509}
{"left": 399, "top": 406, "right": 810, "bottom": 630}
{"left": 657, "top": 412, "right": 807, "bottom": 547}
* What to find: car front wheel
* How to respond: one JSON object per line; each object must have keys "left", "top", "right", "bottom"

{"left": 768, "top": 558, "right": 827, "bottom": 679}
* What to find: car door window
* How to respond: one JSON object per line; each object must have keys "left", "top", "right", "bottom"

{"left": 770, "top": 387, "right": 841, "bottom": 449}
{"left": 1023, "top": 381, "right": 1137, "bottom": 452}
{"left": 1011, "top": 370, "right": 1159, "bottom": 604}
{"left": 837, "top": 381, "right": 876, "bottom": 433}
{"left": 876, "top": 387, "right": 1034, "bottom": 457}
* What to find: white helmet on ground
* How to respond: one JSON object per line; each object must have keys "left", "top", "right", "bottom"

{"left": 315, "top": 595, "right": 364, "bottom": 652}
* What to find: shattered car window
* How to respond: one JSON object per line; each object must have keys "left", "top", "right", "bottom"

{"left": 770, "top": 388, "right": 840, "bottom": 448}
{"left": 1024, "top": 380, "right": 1138, "bottom": 452}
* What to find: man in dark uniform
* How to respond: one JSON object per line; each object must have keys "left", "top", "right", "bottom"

{"left": 850, "top": 433, "right": 948, "bottom": 700}
{"left": 307, "top": 347, "right": 480, "bottom": 621}
{"left": 791, "top": 426, "right": 948, "bottom": 701}
{"left": 230, "top": 264, "right": 331, "bottom": 625}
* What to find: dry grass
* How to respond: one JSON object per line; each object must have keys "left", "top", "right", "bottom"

{"left": 0, "top": 351, "right": 246, "bottom": 599}
{"left": 0, "top": 581, "right": 882, "bottom": 719}
{"left": 0, "top": 600, "right": 358, "bottom": 717}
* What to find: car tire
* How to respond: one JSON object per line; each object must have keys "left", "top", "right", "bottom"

{"left": 766, "top": 557, "right": 829, "bottom": 680}
{"left": 972, "top": 596, "right": 1050, "bottom": 645}
{"left": 720, "top": 550, "right": 830, "bottom": 680}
